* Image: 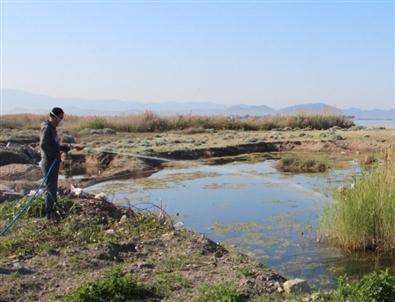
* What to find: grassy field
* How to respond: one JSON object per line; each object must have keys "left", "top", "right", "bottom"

{"left": 0, "top": 112, "right": 354, "bottom": 132}
{"left": 320, "top": 146, "right": 395, "bottom": 253}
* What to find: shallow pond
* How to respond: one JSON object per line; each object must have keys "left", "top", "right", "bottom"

{"left": 86, "top": 157, "right": 393, "bottom": 288}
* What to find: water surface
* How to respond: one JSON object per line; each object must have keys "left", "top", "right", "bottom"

{"left": 86, "top": 158, "right": 392, "bottom": 288}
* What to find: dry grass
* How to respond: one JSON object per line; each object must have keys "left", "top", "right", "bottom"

{"left": 1, "top": 111, "right": 354, "bottom": 133}
{"left": 276, "top": 157, "right": 328, "bottom": 173}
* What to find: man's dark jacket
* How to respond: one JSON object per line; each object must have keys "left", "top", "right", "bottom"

{"left": 40, "top": 121, "right": 60, "bottom": 161}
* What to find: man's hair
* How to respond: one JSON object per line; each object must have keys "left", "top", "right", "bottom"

{"left": 50, "top": 107, "right": 64, "bottom": 117}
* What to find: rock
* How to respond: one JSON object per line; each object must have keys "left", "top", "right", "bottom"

{"left": 0, "top": 191, "right": 24, "bottom": 202}
{"left": 173, "top": 221, "right": 184, "bottom": 230}
{"left": 90, "top": 128, "right": 116, "bottom": 135}
{"left": 70, "top": 185, "right": 84, "bottom": 197}
{"left": 119, "top": 214, "right": 127, "bottom": 224}
{"left": 0, "top": 150, "right": 31, "bottom": 166}
{"left": 62, "top": 134, "right": 76, "bottom": 144}
{"left": 138, "top": 262, "right": 155, "bottom": 269}
{"left": 0, "top": 164, "right": 42, "bottom": 181}
{"left": 245, "top": 137, "right": 258, "bottom": 143}
{"left": 0, "top": 143, "right": 40, "bottom": 166}
{"left": 283, "top": 279, "right": 310, "bottom": 294}
{"left": 95, "top": 192, "right": 107, "bottom": 201}
{"left": 319, "top": 132, "right": 327, "bottom": 138}
{"left": 299, "top": 133, "right": 306, "bottom": 137}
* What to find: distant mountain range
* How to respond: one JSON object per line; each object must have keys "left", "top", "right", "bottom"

{"left": 1, "top": 89, "right": 394, "bottom": 120}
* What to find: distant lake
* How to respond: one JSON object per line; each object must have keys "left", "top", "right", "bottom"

{"left": 353, "top": 119, "right": 395, "bottom": 127}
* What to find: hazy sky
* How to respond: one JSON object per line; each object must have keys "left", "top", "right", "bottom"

{"left": 1, "top": 1, "right": 394, "bottom": 109}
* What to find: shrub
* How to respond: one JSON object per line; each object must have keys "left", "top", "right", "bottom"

{"left": 335, "top": 270, "right": 395, "bottom": 302}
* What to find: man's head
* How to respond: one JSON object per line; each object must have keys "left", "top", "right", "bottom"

{"left": 49, "top": 107, "right": 64, "bottom": 127}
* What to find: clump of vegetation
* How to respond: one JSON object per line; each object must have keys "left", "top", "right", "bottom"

{"left": 1, "top": 112, "right": 354, "bottom": 133}
{"left": 276, "top": 157, "right": 328, "bottom": 173}
{"left": 334, "top": 270, "right": 395, "bottom": 302}
{"left": 195, "top": 283, "right": 244, "bottom": 302}
{"left": 320, "top": 147, "right": 395, "bottom": 253}
{"left": 0, "top": 196, "right": 170, "bottom": 258}
{"left": 78, "top": 117, "right": 112, "bottom": 130}
{"left": 0, "top": 196, "right": 78, "bottom": 221}
{"left": 62, "top": 266, "right": 157, "bottom": 302}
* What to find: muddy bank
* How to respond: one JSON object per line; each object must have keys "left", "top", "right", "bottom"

{"left": 1, "top": 126, "right": 393, "bottom": 195}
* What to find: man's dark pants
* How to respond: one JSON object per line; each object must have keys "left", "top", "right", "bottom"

{"left": 41, "top": 159, "right": 60, "bottom": 218}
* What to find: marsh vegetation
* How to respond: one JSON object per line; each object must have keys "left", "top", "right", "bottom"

{"left": 321, "top": 147, "right": 395, "bottom": 253}
{"left": 1, "top": 112, "right": 354, "bottom": 133}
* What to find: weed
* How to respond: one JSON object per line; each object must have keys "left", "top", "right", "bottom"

{"left": 194, "top": 283, "right": 244, "bottom": 302}
{"left": 153, "top": 272, "right": 192, "bottom": 298}
{"left": 334, "top": 270, "right": 395, "bottom": 302}
{"left": 62, "top": 266, "right": 157, "bottom": 302}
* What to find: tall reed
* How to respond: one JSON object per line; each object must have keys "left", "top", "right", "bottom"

{"left": 1, "top": 112, "right": 354, "bottom": 133}
{"left": 320, "top": 146, "right": 395, "bottom": 253}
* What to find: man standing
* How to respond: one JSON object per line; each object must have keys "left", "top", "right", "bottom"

{"left": 39, "top": 107, "right": 72, "bottom": 219}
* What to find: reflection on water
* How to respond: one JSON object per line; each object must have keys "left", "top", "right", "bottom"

{"left": 86, "top": 158, "right": 393, "bottom": 288}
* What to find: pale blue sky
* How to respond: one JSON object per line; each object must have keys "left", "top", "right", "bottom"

{"left": 2, "top": 0, "right": 394, "bottom": 109}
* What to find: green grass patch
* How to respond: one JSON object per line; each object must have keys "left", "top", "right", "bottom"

{"left": 320, "top": 147, "right": 395, "bottom": 252}
{"left": 62, "top": 266, "right": 157, "bottom": 302}
{"left": 334, "top": 270, "right": 395, "bottom": 302}
{"left": 194, "top": 283, "right": 244, "bottom": 302}
{"left": 0, "top": 197, "right": 170, "bottom": 258}
{"left": 153, "top": 272, "right": 192, "bottom": 298}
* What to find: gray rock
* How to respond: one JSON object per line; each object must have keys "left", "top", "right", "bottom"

{"left": 138, "top": 262, "right": 155, "bottom": 269}
{"left": 245, "top": 137, "right": 258, "bottom": 143}
{"left": 62, "top": 134, "right": 76, "bottom": 144}
{"left": 103, "top": 128, "right": 116, "bottom": 135}
{"left": 283, "top": 278, "right": 310, "bottom": 294}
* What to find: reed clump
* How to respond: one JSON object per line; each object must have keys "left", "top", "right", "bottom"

{"left": 276, "top": 157, "right": 328, "bottom": 173}
{"left": 320, "top": 146, "right": 395, "bottom": 253}
{"left": 1, "top": 112, "right": 353, "bottom": 133}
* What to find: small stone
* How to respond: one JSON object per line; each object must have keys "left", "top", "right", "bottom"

{"left": 119, "top": 215, "right": 127, "bottom": 224}
{"left": 173, "top": 221, "right": 184, "bottom": 230}
{"left": 105, "top": 229, "right": 115, "bottom": 235}
{"left": 283, "top": 279, "right": 310, "bottom": 294}
{"left": 138, "top": 262, "right": 155, "bottom": 269}
{"left": 95, "top": 192, "right": 107, "bottom": 201}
